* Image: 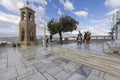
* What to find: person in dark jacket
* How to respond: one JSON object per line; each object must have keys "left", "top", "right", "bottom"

{"left": 83, "top": 32, "right": 87, "bottom": 43}
{"left": 50, "top": 35, "right": 52, "bottom": 42}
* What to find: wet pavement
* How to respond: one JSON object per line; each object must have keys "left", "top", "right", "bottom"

{"left": 62, "top": 40, "right": 105, "bottom": 54}
{"left": 0, "top": 41, "right": 119, "bottom": 80}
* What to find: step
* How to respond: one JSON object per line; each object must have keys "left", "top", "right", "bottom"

{"left": 51, "top": 47, "right": 120, "bottom": 77}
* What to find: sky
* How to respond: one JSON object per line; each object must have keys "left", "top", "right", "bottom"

{"left": 0, "top": 0, "right": 120, "bottom": 37}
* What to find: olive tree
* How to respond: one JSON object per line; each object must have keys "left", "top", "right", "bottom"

{"left": 47, "top": 15, "right": 78, "bottom": 44}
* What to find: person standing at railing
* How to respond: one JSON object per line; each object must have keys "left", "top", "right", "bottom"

{"left": 83, "top": 32, "right": 87, "bottom": 43}
{"left": 77, "top": 31, "right": 83, "bottom": 45}
{"left": 50, "top": 35, "right": 53, "bottom": 42}
{"left": 86, "top": 31, "right": 91, "bottom": 44}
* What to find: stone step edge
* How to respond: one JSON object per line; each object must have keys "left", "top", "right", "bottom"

{"left": 53, "top": 51, "right": 120, "bottom": 77}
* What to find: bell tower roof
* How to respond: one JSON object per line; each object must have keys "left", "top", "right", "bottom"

{"left": 20, "top": 7, "right": 35, "bottom": 13}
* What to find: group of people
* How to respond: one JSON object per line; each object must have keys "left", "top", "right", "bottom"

{"left": 45, "top": 35, "right": 52, "bottom": 47}
{"left": 77, "top": 31, "right": 91, "bottom": 45}
{"left": 45, "top": 31, "right": 91, "bottom": 47}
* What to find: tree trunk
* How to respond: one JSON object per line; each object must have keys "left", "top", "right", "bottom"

{"left": 59, "top": 32, "right": 63, "bottom": 44}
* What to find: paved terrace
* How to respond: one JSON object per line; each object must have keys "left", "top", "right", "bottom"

{"left": 0, "top": 41, "right": 120, "bottom": 80}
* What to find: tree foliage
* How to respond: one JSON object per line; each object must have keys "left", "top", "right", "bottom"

{"left": 47, "top": 15, "right": 79, "bottom": 44}
{"left": 47, "top": 19, "right": 59, "bottom": 35}
{"left": 59, "top": 15, "right": 78, "bottom": 32}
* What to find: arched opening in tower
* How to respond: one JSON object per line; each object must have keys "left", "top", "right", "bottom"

{"left": 22, "top": 12, "right": 26, "bottom": 20}
{"left": 30, "top": 31, "right": 34, "bottom": 41}
{"left": 21, "top": 28, "right": 25, "bottom": 41}
{"left": 29, "top": 12, "right": 32, "bottom": 21}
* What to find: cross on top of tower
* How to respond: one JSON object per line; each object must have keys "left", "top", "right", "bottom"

{"left": 24, "top": 0, "right": 32, "bottom": 9}
{"left": 26, "top": 0, "right": 29, "bottom": 6}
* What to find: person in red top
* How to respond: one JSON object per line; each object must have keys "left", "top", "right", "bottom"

{"left": 86, "top": 31, "right": 91, "bottom": 44}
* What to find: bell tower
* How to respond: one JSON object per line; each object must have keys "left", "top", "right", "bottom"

{"left": 18, "top": 5, "right": 37, "bottom": 46}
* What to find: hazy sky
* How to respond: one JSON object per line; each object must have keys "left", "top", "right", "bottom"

{"left": 0, "top": 0, "right": 120, "bottom": 37}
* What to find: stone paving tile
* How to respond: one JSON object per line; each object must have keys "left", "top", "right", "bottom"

{"left": 0, "top": 68, "right": 6, "bottom": 74}
{"left": 104, "top": 74, "right": 120, "bottom": 80}
{"left": 34, "top": 63, "right": 46, "bottom": 73}
{"left": 26, "top": 66, "right": 37, "bottom": 73}
{"left": 34, "top": 55, "right": 46, "bottom": 60}
{"left": 43, "top": 72, "right": 56, "bottom": 80}
{"left": 75, "top": 65, "right": 92, "bottom": 77}
{"left": 47, "top": 66, "right": 63, "bottom": 76}
{"left": 44, "top": 62, "right": 57, "bottom": 68}
{"left": 0, "top": 67, "right": 17, "bottom": 80}
{"left": 63, "top": 62, "right": 80, "bottom": 73}
{"left": 0, "top": 58, "right": 7, "bottom": 65}
{"left": 14, "top": 61, "right": 24, "bottom": 67}
{"left": 24, "top": 59, "right": 40, "bottom": 67}
{"left": 58, "top": 57, "right": 71, "bottom": 63}
{"left": 54, "top": 71, "right": 70, "bottom": 80}
{"left": 7, "top": 63, "right": 15, "bottom": 68}
{"left": 52, "top": 58, "right": 64, "bottom": 64}
{"left": 90, "top": 69, "right": 108, "bottom": 80}
{"left": 35, "top": 62, "right": 57, "bottom": 73}
{"left": 40, "top": 50, "right": 51, "bottom": 56}
{"left": 16, "top": 63, "right": 25, "bottom": 69}
{"left": 40, "top": 59, "right": 52, "bottom": 64}
{"left": 7, "top": 58, "right": 22, "bottom": 68}
{"left": 0, "top": 55, "right": 2, "bottom": 59}
{"left": 87, "top": 74, "right": 104, "bottom": 80}
{"left": 1, "top": 52, "right": 8, "bottom": 58}
{"left": 90, "top": 69, "right": 100, "bottom": 76}
{"left": 17, "top": 71, "right": 34, "bottom": 80}
{"left": 0, "top": 63, "right": 6, "bottom": 69}
{"left": 38, "top": 67, "right": 49, "bottom": 73}
{"left": 58, "top": 62, "right": 68, "bottom": 67}
{"left": 47, "top": 55, "right": 59, "bottom": 61}
{"left": 98, "top": 71, "right": 105, "bottom": 79}
{"left": 9, "top": 77, "right": 17, "bottom": 80}
{"left": 44, "top": 54, "right": 53, "bottom": 58}
{"left": 26, "top": 57, "right": 35, "bottom": 61}
{"left": 21, "top": 72, "right": 47, "bottom": 80}
{"left": 67, "top": 73, "right": 86, "bottom": 80}
{"left": 33, "top": 62, "right": 45, "bottom": 70}
{"left": 16, "top": 66, "right": 28, "bottom": 76}
{"left": 64, "top": 69, "right": 73, "bottom": 75}
{"left": 17, "top": 67, "right": 38, "bottom": 80}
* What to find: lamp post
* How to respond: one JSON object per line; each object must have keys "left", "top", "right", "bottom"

{"left": 43, "top": 0, "right": 46, "bottom": 47}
